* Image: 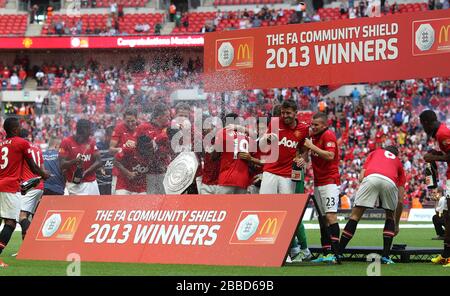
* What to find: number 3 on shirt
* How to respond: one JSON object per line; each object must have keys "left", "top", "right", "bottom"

{"left": 0, "top": 147, "right": 8, "bottom": 169}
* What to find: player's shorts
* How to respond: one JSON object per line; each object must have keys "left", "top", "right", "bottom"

{"left": 215, "top": 185, "right": 247, "bottom": 194}
{"left": 259, "top": 172, "right": 295, "bottom": 194}
{"left": 21, "top": 189, "right": 43, "bottom": 214}
{"left": 115, "top": 189, "right": 146, "bottom": 195}
{"left": 111, "top": 176, "right": 117, "bottom": 195}
{"left": 65, "top": 180, "right": 100, "bottom": 195}
{"left": 354, "top": 174, "right": 398, "bottom": 211}
{"left": 314, "top": 184, "right": 340, "bottom": 214}
{"left": 0, "top": 192, "right": 20, "bottom": 221}
{"left": 146, "top": 173, "right": 165, "bottom": 194}
{"left": 200, "top": 183, "right": 219, "bottom": 194}
{"left": 195, "top": 176, "right": 202, "bottom": 194}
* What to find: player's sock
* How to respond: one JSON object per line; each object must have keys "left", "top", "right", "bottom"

{"left": 0, "top": 224, "right": 15, "bottom": 255}
{"left": 339, "top": 219, "right": 358, "bottom": 253}
{"left": 382, "top": 219, "right": 395, "bottom": 258}
{"left": 19, "top": 219, "right": 31, "bottom": 240}
{"left": 328, "top": 223, "right": 340, "bottom": 256}
{"left": 320, "top": 226, "right": 331, "bottom": 256}
{"left": 296, "top": 222, "right": 308, "bottom": 249}
{"left": 442, "top": 241, "right": 450, "bottom": 258}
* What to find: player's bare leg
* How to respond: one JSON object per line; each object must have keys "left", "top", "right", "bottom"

{"left": 339, "top": 206, "right": 366, "bottom": 255}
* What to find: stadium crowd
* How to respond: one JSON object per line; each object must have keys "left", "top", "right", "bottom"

{"left": 1, "top": 50, "right": 448, "bottom": 209}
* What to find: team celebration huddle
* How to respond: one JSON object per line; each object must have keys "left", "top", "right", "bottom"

{"left": 0, "top": 97, "right": 448, "bottom": 268}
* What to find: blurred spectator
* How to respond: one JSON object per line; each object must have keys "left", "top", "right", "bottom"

{"left": 428, "top": 0, "right": 435, "bottom": 9}
{"left": 47, "top": 5, "right": 53, "bottom": 18}
{"left": 169, "top": 2, "right": 177, "bottom": 22}
{"left": 118, "top": 3, "right": 124, "bottom": 20}
{"left": 35, "top": 69, "right": 45, "bottom": 87}
{"left": 10, "top": 73, "right": 19, "bottom": 89}
{"left": 155, "top": 23, "right": 162, "bottom": 35}
{"left": 30, "top": 4, "right": 38, "bottom": 24}
{"left": 35, "top": 95, "right": 44, "bottom": 116}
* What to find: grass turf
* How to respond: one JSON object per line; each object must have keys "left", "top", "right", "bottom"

{"left": 0, "top": 223, "right": 448, "bottom": 276}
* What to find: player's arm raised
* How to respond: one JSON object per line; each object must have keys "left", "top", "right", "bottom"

{"left": 294, "top": 145, "right": 309, "bottom": 167}
{"left": 424, "top": 150, "right": 450, "bottom": 163}
{"left": 113, "top": 158, "right": 136, "bottom": 180}
{"left": 304, "top": 138, "right": 335, "bottom": 161}
{"left": 25, "top": 157, "right": 50, "bottom": 180}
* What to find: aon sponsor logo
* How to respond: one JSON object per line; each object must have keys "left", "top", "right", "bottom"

{"left": 76, "top": 153, "right": 91, "bottom": 162}
{"left": 132, "top": 164, "right": 150, "bottom": 174}
{"left": 279, "top": 137, "right": 298, "bottom": 148}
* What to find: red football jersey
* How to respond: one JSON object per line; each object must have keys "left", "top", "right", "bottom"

{"left": 263, "top": 118, "right": 309, "bottom": 178}
{"left": 0, "top": 137, "right": 32, "bottom": 193}
{"left": 115, "top": 147, "right": 152, "bottom": 193}
{"left": 111, "top": 122, "right": 137, "bottom": 147}
{"left": 363, "top": 148, "right": 406, "bottom": 187}
{"left": 136, "top": 122, "right": 171, "bottom": 174}
{"left": 111, "top": 122, "right": 137, "bottom": 176}
{"left": 59, "top": 136, "right": 98, "bottom": 183}
{"left": 311, "top": 129, "right": 340, "bottom": 186}
{"left": 215, "top": 128, "right": 251, "bottom": 189}
{"left": 435, "top": 123, "right": 450, "bottom": 179}
{"left": 202, "top": 151, "right": 220, "bottom": 185}
{"left": 21, "top": 142, "right": 44, "bottom": 190}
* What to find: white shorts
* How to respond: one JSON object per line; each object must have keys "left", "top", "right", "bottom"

{"left": 354, "top": 174, "right": 398, "bottom": 211}
{"left": 260, "top": 172, "right": 295, "bottom": 194}
{"left": 0, "top": 192, "right": 21, "bottom": 221}
{"left": 111, "top": 176, "right": 117, "bottom": 195}
{"left": 215, "top": 185, "right": 247, "bottom": 194}
{"left": 314, "top": 184, "right": 340, "bottom": 214}
{"left": 195, "top": 176, "right": 202, "bottom": 194}
{"left": 247, "top": 185, "right": 260, "bottom": 194}
{"left": 200, "top": 183, "right": 219, "bottom": 195}
{"left": 147, "top": 173, "right": 165, "bottom": 194}
{"left": 65, "top": 180, "right": 100, "bottom": 196}
{"left": 21, "top": 189, "right": 43, "bottom": 214}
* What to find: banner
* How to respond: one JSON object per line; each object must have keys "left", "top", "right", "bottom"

{"left": 18, "top": 194, "right": 308, "bottom": 267}
{"left": 407, "top": 208, "right": 435, "bottom": 222}
{"left": 0, "top": 35, "right": 204, "bottom": 50}
{"left": 203, "top": 10, "right": 450, "bottom": 91}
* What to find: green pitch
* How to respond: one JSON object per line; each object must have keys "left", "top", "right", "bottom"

{"left": 0, "top": 223, "right": 448, "bottom": 276}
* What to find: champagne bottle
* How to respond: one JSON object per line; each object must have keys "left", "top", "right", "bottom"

{"left": 20, "top": 177, "right": 42, "bottom": 195}
{"left": 73, "top": 163, "right": 84, "bottom": 184}
{"left": 425, "top": 161, "right": 438, "bottom": 189}
{"left": 291, "top": 161, "right": 303, "bottom": 182}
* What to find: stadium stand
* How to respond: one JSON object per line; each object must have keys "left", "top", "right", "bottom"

{"left": 0, "top": 14, "right": 28, "bottom": 35}
{"left": 42, "top": 13, "right": 164, "bottom": 35}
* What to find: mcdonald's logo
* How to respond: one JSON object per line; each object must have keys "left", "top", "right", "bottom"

{"left": 259, "top": 218, "right": 278, "bottom": 235}
{"left": 61, "top": 217, "right": 77, "bottom": 233}
{"left": 22, "top": 38, "right": 33, "bottom": 48}
{"left": 439, "top": 25, "right": 450, "bottom": 43}
{"left": 237, "top": 43, "right": 251, "bottom": 60}
{"left": 230, "top": 210, "right": 286, "bottom": 245}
